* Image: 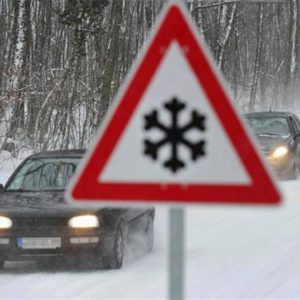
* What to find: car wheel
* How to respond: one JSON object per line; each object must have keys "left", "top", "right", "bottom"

{"left": 288, "top": 163, "right": 298, "bottom": 180}
{"left": 296, "top": 165, "right": 300, "bottom": 179}
{"left": 0, "top": 260, "right": 4, "bottom": 269}
{"left": 103, "top": 223, "right": 124, "bottom": 269}
{"left": 144, "top": 215, "right": 154, "bottom": 252}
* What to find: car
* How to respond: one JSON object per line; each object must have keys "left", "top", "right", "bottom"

{"left": 245, "top": 111, "right": 300, "bottom": 179}
{"left": 0, "top": 150, "right": 155, "bottom": 269}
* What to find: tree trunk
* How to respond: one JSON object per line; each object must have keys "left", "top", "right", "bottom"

{"left": 216, "top": 3, "right": 237, "bottom": 71}
{"left": 96, "top": 0, "right": 123, "bottom": 126}
{"left": 249, "top": 4, "right": 264, "bottom": 111}
{"left": 7, "top": 0, "right": 30, "bottom": 141}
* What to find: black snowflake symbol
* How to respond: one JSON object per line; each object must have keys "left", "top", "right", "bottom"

{"left": 143, "top": 97, "right": 206, "bottom": 173}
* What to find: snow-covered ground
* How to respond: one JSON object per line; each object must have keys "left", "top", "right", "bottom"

{"left": 0, "top": 161, "right": 300, "bottom": 298}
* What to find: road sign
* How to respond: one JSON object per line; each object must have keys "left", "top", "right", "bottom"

{"left": 67, "top": 2, "right": 281, "bottom": 205}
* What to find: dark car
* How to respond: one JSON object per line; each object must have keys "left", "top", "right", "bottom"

{"left": 245, "top": 111, "right": 300, "bottom": 179}
{"left": 0, "top": 150, "right": 154, "bottom": 269}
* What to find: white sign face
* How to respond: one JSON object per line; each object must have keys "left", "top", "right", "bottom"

{"left": 67, "top": 2, "right": 281, "bottom": 205}
{"left": 100, "top": 43, "right": 251, "bottom": 185}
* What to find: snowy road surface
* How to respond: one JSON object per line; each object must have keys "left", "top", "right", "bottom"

{"left": 0, "top": 181, "right": 300, "bottom": 299}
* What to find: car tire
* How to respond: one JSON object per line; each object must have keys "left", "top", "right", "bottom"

{"left": 0, "top": 260, "right": 4, "bottom": 269}
{"left": 287, "top": 163, "right": 298, "bottom": 180}
{"left": 144, "top": 215, "right": 154, "bottom": 252}
{"left": 296, "top": 164, "right": 300, "bottom": 180}
{"left": 103, "top": 223, "right": 124, "bottom": 270}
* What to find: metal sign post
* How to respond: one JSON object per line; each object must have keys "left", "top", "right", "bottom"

{"left": 169, "top": 207, "right": 185, "bottom": 300}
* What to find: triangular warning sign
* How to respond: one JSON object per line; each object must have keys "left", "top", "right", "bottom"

{"left": 67, "top": 3, "right": 281, "bottom": 205}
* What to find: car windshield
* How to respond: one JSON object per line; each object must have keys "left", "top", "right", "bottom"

{"left": 6, "top": 157, "right": 80, "bottom": 192}
{"left": 246, "top": 116, "right": 290, "bottom": 137}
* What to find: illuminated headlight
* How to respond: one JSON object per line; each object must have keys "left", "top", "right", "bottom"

{"left": 271, "top": 146, "right": 289, "bottom": 159}
{"left": 68, "top": 215, "right": 99, "bottom": 228}
{"left": 0, "top": 216, "right": 12, "bottom": 229}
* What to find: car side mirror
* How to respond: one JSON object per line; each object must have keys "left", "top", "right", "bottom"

{"left": 0, "top": 184, "right": 4, "bottom": 193}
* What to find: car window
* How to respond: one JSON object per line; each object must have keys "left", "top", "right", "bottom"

{"left": 246, "top": 116, "right": 290, "bottom": 137}
{"left": 6, "top": 157, "right": 80, "bottom": 191}
{"left": 290, "top": 116, "right": 300, "bottom": 134}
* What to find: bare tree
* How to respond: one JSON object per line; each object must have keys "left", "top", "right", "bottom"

{"left": 0, "top": 0, "right": 299, "bottom": 156}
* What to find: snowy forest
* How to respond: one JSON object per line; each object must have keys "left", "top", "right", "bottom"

{"left": 0, "top": 0, "right": 299, "bottom": 157}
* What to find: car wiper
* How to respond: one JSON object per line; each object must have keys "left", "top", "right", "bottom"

{"left": 6, "top": 188, "right": 64, "bottom": 192}
{"left": 5, "top": 188, "right": 40, "bottom": 193}
{"left": 6, "top": 188, "right": 29, "bottom": 192}
{"left": 256, "top": 133, "right": 279, "bottom": 137}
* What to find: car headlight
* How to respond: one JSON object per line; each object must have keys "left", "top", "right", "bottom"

{"left": 0, "top": 216, "right": 12, "bottom": 229}
{"left": 271, "top": 146, "right": 288, "bottom": 159}
{"left": 68, "top": 215, "right": 99, "bottom": 228}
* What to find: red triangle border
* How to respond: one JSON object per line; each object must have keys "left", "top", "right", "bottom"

{"left": 69, "top": 4, "right": 281, "bottom": 205}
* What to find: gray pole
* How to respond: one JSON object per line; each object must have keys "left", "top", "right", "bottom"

{"left": 168, "top": 2, "right": 186, "bottom": 300}
{"left": 169, "top": 207, "right": 185, "bottom": 300}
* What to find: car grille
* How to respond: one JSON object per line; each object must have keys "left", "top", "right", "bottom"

{"left": 260, "top": 146, "right": 271, "bottom": 156}
{"left": 12, "top": 217, "right": 67, "bottom": 235}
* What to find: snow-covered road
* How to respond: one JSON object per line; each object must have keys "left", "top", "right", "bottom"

{"left": 1, "top": 181, "right": 300, "bottom": 299}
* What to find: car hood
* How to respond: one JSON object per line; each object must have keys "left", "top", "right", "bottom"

{"left": 0, "top": 191, "right": 100, "bottom": 217}
{"left": 255, "top": 135, "right": 291, "bottom": 154}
